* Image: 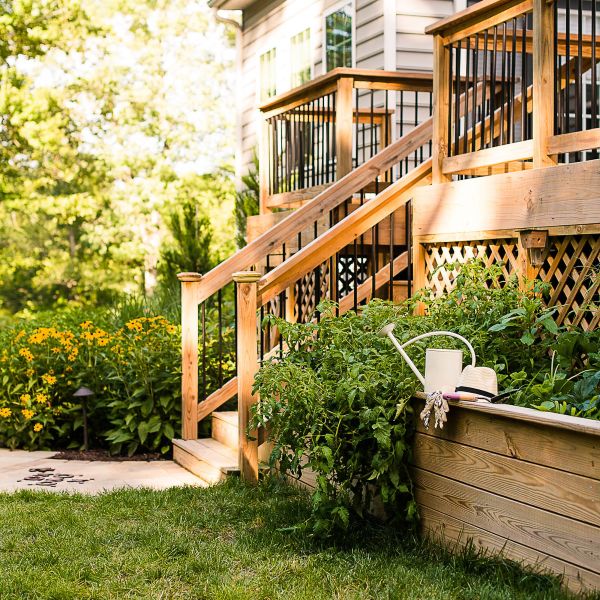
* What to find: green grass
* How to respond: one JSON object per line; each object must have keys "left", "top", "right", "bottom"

{"left": 0, "top": 478, "right": 589, "bottom": 600}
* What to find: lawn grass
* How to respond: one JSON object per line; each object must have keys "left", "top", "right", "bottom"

{"left": 0, "top": 477, "right": 590, "bottom": 600}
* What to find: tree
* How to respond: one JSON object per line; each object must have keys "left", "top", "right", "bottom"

{"left": 0, "top": 0, "right": 237, "bottom": 313}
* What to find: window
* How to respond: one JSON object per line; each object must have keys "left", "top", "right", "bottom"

{"left": 260, "top": 48, "right": 277, "bottom": 101}
{"left": 325, "top": 4, "right": 353, "bottom": 71}
{"left": 290, "top": 28, "right": 311, "bottom": 88}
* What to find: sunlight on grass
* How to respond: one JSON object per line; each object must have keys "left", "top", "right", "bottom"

{"left": 0, "top": 478, "right": 579, "bottom": 600}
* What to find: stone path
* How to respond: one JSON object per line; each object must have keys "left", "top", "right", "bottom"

{"left": 0, "top": 449, "right": 206, "bottom": 494}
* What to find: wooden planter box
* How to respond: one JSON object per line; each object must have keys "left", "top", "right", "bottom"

{"left": 411, "top": 399, "right": 600, "bottom": 595}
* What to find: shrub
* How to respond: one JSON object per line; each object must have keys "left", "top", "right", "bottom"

{"left": 252, "top": 262, "right": 598, "bottom": 536}
{"left": 0, "top": 311, "right": 235, "bottom": 454}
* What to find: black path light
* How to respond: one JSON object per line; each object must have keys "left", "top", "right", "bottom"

{"left": 73, "top": 387, "right": 94, "bottom": 451}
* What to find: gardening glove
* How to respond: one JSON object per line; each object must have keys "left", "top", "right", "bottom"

{"left": 434, "top": 393, "right": 450, "bottom": 429}
{"left": 421, "top": 391, "right": 449, "bottom": 430}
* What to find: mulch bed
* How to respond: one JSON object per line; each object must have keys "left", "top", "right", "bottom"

{"left": 51, "top": 449, "right": 164, "bottom": 462}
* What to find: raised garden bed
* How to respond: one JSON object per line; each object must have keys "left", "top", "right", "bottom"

{"left": 411, "top": 398, "right": 600, "bottom": 595}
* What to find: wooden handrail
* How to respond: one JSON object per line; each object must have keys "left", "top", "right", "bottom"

{"left": 258, "top": 159, "right": 433, "bottom": 306}
{"left": 426, "top": 0, "right": 531, "bottom": 37}
{"left": 259, "top": 68, "right": 433, "bottom": 118}
{"left": 195, "top": 117, "right": 433, "bottom": 305}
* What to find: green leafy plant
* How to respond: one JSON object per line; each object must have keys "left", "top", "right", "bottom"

{"left": 252, "top": 300, "right": 421, "bottom": 537}
{"left": 252, "top": 261, "right": 599, "bottom": 537}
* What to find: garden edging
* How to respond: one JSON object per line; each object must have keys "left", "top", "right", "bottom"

{"left": 411, "top": 396, "right": 600, "bottom": 595}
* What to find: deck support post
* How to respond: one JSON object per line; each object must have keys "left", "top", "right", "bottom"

{"left": 233, "top": 271, "right": 261, "bottom": 484}
{"left": 178, "top": 272, "right": 202, "bottom": 440}
{"left": 259, "top": 118, "right": 270, "bottom": 214}
{"left": 336, "top": 76, "right": 354, "bottom": 179}
{"left": 432, "top": 34, "right": 452, "bottom": 184}
{"left": 533, "top": 0, "right": 557, "bottom": 168}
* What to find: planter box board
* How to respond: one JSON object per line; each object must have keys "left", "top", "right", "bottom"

{"left": 411, "top": 398, "right": 600, "bottom": 595}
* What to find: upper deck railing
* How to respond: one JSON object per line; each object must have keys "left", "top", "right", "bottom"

{"left": 258, "top": 68, "right": 434, "bottom": 211}
{"left": 427, "top": 0, "right": 599, "bottom": 181}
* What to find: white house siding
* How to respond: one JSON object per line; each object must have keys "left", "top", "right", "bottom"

{"left": 237, "top": 0, "right": 462, "bottom": 178}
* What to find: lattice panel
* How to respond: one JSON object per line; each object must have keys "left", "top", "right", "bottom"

{"left": 538, "top": 235, "right": 600, "bottom": 330}
{"left": 294, "top": 261, "right": 331, "bottom": 323}
{"left": 424, "top": 239, "right": 519, "bottom": 297}
{"left": 423, "top": 235, "right": 599, "bottom": 331}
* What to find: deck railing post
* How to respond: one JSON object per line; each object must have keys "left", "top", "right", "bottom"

{"left": 178, "top": 272, "right": 202, "bottom": 440}
{"left": 533, "top": 0, "right": 557, "bottom": 168}
{"left": 335, "top": 76, "right": 354, "bottom": 179}
{"left": 259, "top": 118, "right": 270, "bottom": 214}
{"left": 233, "top": 271, "right": 261, "bottom": 484}
{"left": 432, "top": 34, "right": 452, "bottom": 184}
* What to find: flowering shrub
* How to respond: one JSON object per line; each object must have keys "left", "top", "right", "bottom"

{"left": 0, "top": 315, "right": 235, "bottom": 454}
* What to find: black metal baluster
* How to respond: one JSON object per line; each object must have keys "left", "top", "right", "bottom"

{"left": 389, "top": 212, "right": 394, "bottom": 301}
{"left": 472, "top": 34, "right": 479, "bottom": 153}
{"left": 481, "top": 31, "right": 489, "bottom": 149}
{"left": 491, "top": 26, "right": 498, "bottom": 146}
{"left": 218, "top": 288, "right": 223, "bottom": 387}
{"left": 510, "top": 19, "right": 517, "bottom": 144}
{"left": 407, "top": 200, "right": 413, "bottom": 298}
{"left": 354, "top": 88, "right": 360, "bottom": 168}
{"left": 566, "top": 0, "right": 571, "bottom": 136}
{"left": 500, "top": 22, "right": 507, "bottom": 146}
{"left": 455, "top": 40, "right": 462, "bottom": 155}
{"left": 448, "top": 45, "right": 454, "bottom": 156}
{"left": 370, "top": 89, "right": 375, "bottom": 161}
{"left": 577, "top": 0, "right": 583, "bottom": 136}
{"left": 522, "top": 17, "right": 528, "bottom": 140}
{"left": 201, "top": 302, "right": 206, "bottom": 401}
{"left": 465, "top": 37, "right": 471, "bottom": 155}
{"left": 592, "top": 0, "right": 598, "bottom": 158}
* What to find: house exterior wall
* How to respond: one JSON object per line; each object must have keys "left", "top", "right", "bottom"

{"left": 236, "top": 0, "right": 464, "bottom": 179}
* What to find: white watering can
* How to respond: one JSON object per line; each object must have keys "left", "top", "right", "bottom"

{"left": 378, "top": 324, "right": 476, "bottom": 394}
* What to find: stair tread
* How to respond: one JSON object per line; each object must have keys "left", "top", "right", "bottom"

{"left": 211, "top": 411, "right": 238, "bottom": 426}
{"left": 173, "top": 438, "right": 238, "bottom": 471}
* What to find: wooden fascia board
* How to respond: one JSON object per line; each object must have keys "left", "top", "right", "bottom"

{"left": 413, "top": 159, "right": 600, "bottom": 238}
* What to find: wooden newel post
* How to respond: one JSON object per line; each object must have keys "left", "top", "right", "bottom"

{"left": 178, "top": 272, "right": 202, "bottom": 440}
{"left": 233, "top": 271, "right": 261, "bottom": 484}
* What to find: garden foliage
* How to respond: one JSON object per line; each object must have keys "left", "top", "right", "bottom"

{"left": 252, "top": 262, "right": 599, "bottom": 535}
{"left": 0, "top": 310, "right": 235, "bottom": 454}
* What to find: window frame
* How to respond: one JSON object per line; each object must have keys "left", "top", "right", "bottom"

{"left": 323, "top": 0, "right": 356, "bottom": 72}
{"left": 290, "top": 27, "right": 313, "bottom": 89}
{"left": 258, "top": 46, "right": 278, "bottom": 103}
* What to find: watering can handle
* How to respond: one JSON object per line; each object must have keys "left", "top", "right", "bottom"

{"left": 378, "top": 326, "right": 476, "bottom": 387}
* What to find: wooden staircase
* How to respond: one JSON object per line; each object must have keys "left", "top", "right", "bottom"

{"left": 173, "top": 411, "right": 270, "bottom": 484}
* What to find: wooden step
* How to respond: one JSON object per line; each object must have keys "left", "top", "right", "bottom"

{"left": 211, "top": 411, "right": 238, "bottom": 450}
{"left": 211, "top": 411, "right": 273, "bottom": 464}
{"left": 173, "top": 438, "right": 239, "bottom": 484}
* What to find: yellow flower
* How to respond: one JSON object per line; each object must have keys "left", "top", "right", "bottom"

{"left": 41, "top": 373, "right": 57, "bottom": 385}
{"left": 65, "top": 366, "right": 73, "bottom": 373}
{"left": 15, "top": 330, "right": 26, "bottom": 341}
{"left": 35, "top": 393, "right": 48, "bottom": 404}
{"left": 80, "top": 321, "right": 92, "bottom": 329}
{"left": 166, "top": 325, "right": 177, "bottom": 334}
{"left": 97, "top": 338, "right": 109, "bottom": 347}
{"left": 26, "top": 368, "right": 35, "bottom": 377}
{"left": 68, "top": 353, "right": 77, "bottom": 362}
{"left": 0, "top": 408, "right": 11, "bottom": 418}
{"left": 21, "top": 409, "right": 34, "bottom": 419}
{"left": 52, "top": 347, "right": 61, "bottom": 354}
{"left": 19, "top": 348, "right": 34, "bottom": 362}
{"left": 20, "top": 394, "right": 31, "bottom": 404}
{"left": 33, "top": 423, "right": 43, "bottom": 432}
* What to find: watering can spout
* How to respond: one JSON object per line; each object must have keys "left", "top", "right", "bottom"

{"left": 378, "top": 323, "right": 395, "bottom": 337}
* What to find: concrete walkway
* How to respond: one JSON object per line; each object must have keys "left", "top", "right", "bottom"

{"left": 0, "top": 449, "right": 206, "bottom": 494}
